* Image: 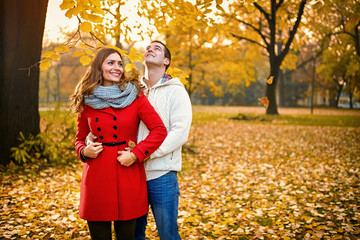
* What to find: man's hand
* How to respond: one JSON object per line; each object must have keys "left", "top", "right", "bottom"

{"left": 86, "top": 132, "right": 97, "bottom": 146}
{"left": 117, "top": 151, "right": 137, "bottom": 167}
{"left": 83, "top": 142, "right": 103, "bottom": 158}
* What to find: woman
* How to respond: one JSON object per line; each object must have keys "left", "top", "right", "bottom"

{"left": 70, "top": 47, "right": 167, "bottom": 240}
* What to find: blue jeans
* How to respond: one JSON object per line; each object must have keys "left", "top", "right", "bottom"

{"left": 134, "top": 171, "right": 181, "bottom": 240}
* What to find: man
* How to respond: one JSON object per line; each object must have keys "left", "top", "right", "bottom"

{"left": 86, "top": 41, "right": 192, "bottom": 239}
{"left": 134, "top": 40, "right": 192, "bottom": 239}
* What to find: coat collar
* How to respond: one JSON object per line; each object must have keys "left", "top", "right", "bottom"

{"left": 85, "top": 104, "right": 117, "bottom": 116}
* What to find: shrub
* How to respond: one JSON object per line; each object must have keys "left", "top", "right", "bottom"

{"left": 10, "top": 110, "right": 77, "bottom": 165}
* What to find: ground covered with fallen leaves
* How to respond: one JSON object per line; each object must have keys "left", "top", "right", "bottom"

{"left": 1, "top": 107, "right": 359, "bottom": 239}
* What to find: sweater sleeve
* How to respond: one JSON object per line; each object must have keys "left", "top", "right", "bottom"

{"left": 75, "top": 107, "right": 90, "bottom": 162}
{"left": 150, "top": 85, "right": 192, "bottom": 159}
{"left": 131, "top": 94, "right": 167, "bottom": 162}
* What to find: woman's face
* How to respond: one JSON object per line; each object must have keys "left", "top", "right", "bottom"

{"left": 101, "top": 53, "right": 124, "bottom": 86}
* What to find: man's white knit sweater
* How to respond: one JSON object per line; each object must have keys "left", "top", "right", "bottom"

{"left": 137, "top": 77, "right": 192, "bottom": 181}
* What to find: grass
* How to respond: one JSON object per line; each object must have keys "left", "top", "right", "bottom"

{"left": 39, "top": 105, "right": 360, "bottom": 127}
{"left": 192, "top": 106, "right": 360, "bottom": 127}
{"left": 264, "top": 114, "right": 360, "bottom": 127}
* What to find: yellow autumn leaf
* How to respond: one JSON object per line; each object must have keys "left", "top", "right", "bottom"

{"left": 41, "top": 51, "right": 55, "bottom": 58}
{"left": 128, "top": 48, "right": 142, "bottom": 62}
{"left": 88, "top": 14, "right": 103, "bottom": 24}
{"left": 104, "top": 45, "right": 128, "bottom": 56}
{"left": 92, "top": 7, "right": 105, "bottom": 16}
{"left": 85, "top": 49, "right": 94, "bottom": 56}
{"left": 71, "top": 6, "right": 82, "bottom": 16}
{"left": 125, "top": 63, "right": 136, "bottom": 72}
{"left": 49, "top": 53, "right": 60, "bottom": 61}
{"left": 54, "top": 45, "right": 70, "bottom": 53}
{"left": 39, "top": 59, "right": 51, "bottom": 71}
{"left": 166, "top": 67, "right": 189, "bottom": 85}
{"left": 89, "top": 0, "right": 100, "bottom": 6}
{"left": 80, "top": 21, "right": 93, "bottom": 33}
{"left": 59, "top": 0, "right": 75, "bottom": 10}
{"left": 65, "top": 8, "right": 75, "bottom": 19}
{"left": 72, "top": 51, "right": 85, "bottom": 57}
{"left": 267, "top": 76, "right": 274, "bottom": 85}
{"left": 216, "top": 4, "right": 225, "bottom": 12}
{"left": 79, "top": 55, "right": 92, "bottom": 66}
{"left": 80, "top": 11, "right": 90, "bottom": 21}
{"left": 79, "top": 42, "right": 89, "bottom": 48}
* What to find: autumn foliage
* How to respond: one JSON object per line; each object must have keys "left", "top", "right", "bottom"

{"left": 1, "top": 107, "right": 359, "bottom": 239}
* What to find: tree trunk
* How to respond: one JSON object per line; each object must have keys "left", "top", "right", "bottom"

{"left": 266, "top": 59, "right": 279, "bottom": 115}
{"left": 278, "top": 69, "right": 285, "bottom": 107}
{"left": 0, "top": 0, "right": 48, "bottom": 165}
{"left": 349, "top": 88, "right": 353, "bottom": 109}
{"left": 334, "top": 79, "right": 343, "bottom": 107}
{"left": 55, "top": 64, "right": 61, "bottom": 104}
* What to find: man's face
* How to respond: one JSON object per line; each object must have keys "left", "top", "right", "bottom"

{"left": 144, "top": 42, "right": 169, "bottom": 68}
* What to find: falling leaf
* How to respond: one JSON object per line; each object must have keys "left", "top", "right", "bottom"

{"left": 258, "top": 97, "right": 269, "bottom": 109}
{"left": 127, "top": 141, "right": 136, "bottom": 149}
{"left": 267, "top": 76, "right": 274, "bottom": 84}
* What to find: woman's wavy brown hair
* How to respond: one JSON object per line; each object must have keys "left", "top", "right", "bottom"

{"left": 69, "top": 47, "right": 142, "bottom": 114}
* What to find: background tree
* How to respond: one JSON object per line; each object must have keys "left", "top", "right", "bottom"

{"left": 137, "top": 0, "right": 259, "bottom": 100}
{"left": 137, "top": 0, "right": 217, "bottom": 97}
{"left": 317, "top": 36, "right": 360, "bottom": 108}
{"left": 0, "top": 0, "right": 49, "bottom": 165}
{"left": 309, "top": 0, "right": 360, "bottom": 107}
{"left": 220, "top": 0, "right": 307, "bottom": 114}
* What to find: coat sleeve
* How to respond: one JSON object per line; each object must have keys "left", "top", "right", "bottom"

{"left": 75, "top": 107, "right": 90, "bottom": 162}
{"left": 150, "top": 85, "right": 192, "bottom": 159}
{"left": 131, "top": 94, "right": 167, "bottom": 163}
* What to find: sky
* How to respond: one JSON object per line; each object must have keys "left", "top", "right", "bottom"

{"left": 43, "top": 0, "right": 151, "bottom": 48}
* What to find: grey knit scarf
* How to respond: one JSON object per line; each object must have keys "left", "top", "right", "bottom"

{"left": 84, "top": 83, "right": 137, "bottom": 109}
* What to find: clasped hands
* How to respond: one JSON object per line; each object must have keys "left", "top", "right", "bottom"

{"left": 84, "top": 132, "right": 137, "bottom": 167}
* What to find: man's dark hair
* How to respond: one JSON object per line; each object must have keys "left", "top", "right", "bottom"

{"left": 151, "top": 40, "right": 171, "bottom": 70}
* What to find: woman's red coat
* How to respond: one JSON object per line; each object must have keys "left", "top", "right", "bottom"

{"left": 75, "top": 94, "right": 167, "bottom": 221}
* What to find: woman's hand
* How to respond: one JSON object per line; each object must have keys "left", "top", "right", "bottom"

{"left": 86, "top": 132, "right": 97, "bottom": 146}
{"left": 83, "top": 142, "right": 103, "bottom": 158}
{"left": 117, "top": 151, "right": 137, "bottom": 167}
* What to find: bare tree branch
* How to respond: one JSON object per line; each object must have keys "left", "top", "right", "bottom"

{"left": 63, "top": 30, "right": 80, "bottom": 46}
{"left": 254, "top": 2, "right": 270, "bottom": 24}
{"left": 18, "top": 63, "right": 40, "bottom": 76}
{"left": 230, "top": 33, "right": 267, "bottom": 49}
{"left": 279, "top": 0, "right": 307, "bottom": 62}
{"left": 103, "top": 8, "right": 116, "bottom": 18}
{"left": 353, "top": 21, "right": 360, "bottom": 56}
{"left": 276, "top": 0, "right": 284, "bottom": 10}
{"left": 234, "top": 18, "right": 270, "bottom": 48}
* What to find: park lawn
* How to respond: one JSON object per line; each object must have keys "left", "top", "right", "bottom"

{"left": 192, "top": 105, "right": 360, "bottom": 127}
{"left": 0, "top": 107, "right": 359, "bottom": 239}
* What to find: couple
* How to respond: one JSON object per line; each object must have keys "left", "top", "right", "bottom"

{"left": 70, "top": 41, "right": 192, "bottom": 240}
